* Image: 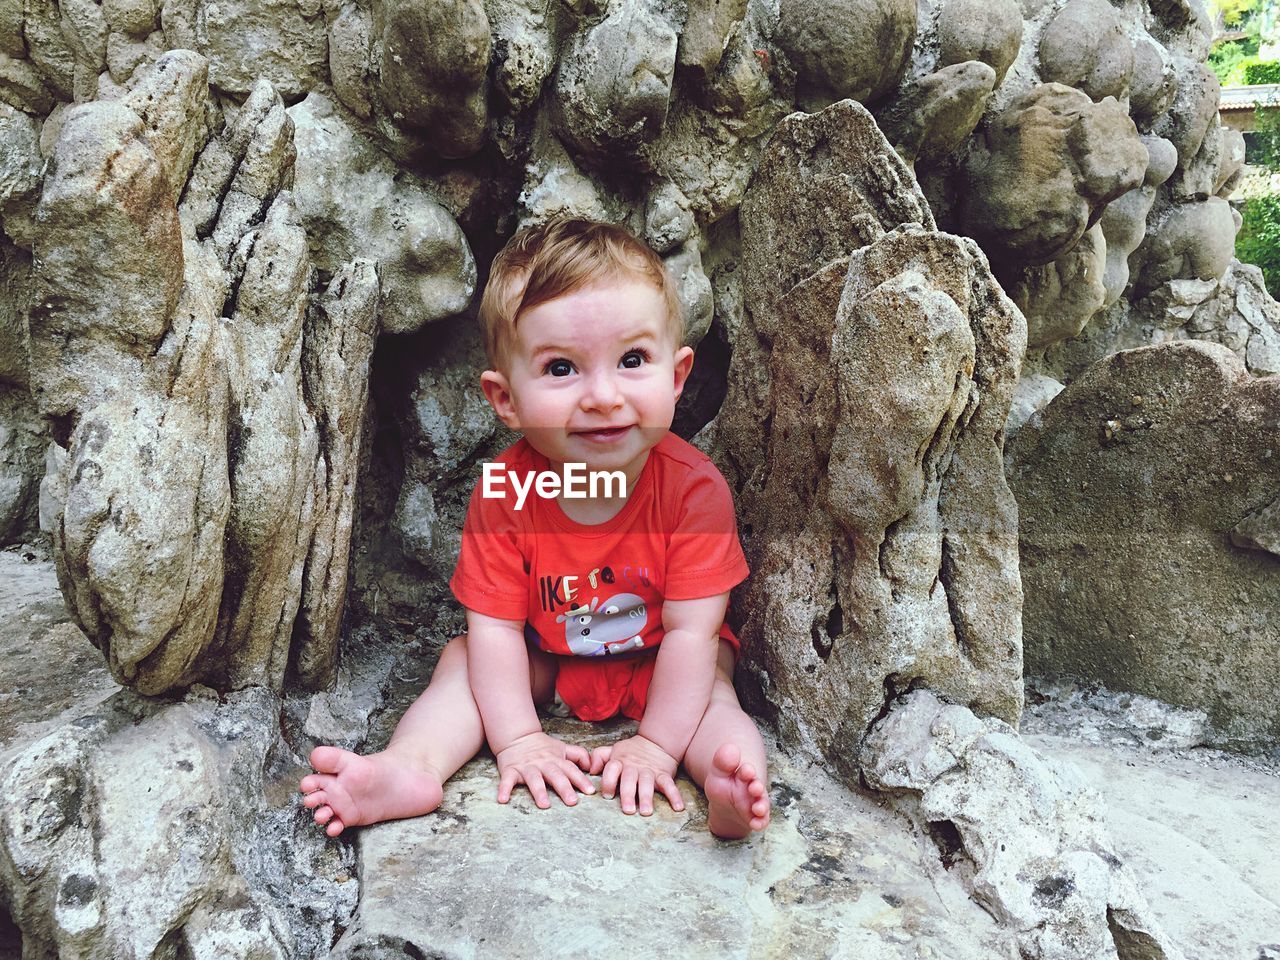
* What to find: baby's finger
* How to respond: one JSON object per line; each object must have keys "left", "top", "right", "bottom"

{"left": 497, "top": 766, "right": 520, "bottom": 804}
{"left": 656, "top": 773, "right": 685, "bottom": 812}
{"left": 619, "top": 766, "right": 639, "bottom": 815}
{"left": 589, "top": 746, "right": 612, "bottom": 776}
{"left": 523, "top": 767, "right": 551, "bottom": 809}
{"left": 541, "top": 764, "right": 579, "bottom": 807}
{"left": 637, "top": 769, "right": 655, "bottom": 816}
{"left": 563, "top": 742, "right": 591, "bottom": 771}
{"left": 601, "top": 758, "right": 623, "bottom": 799}
{"left": 561, "top": 759, "right": 596, "bottom": 796}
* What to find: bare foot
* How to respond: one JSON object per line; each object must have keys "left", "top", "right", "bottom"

{"left": 704, "top": 743, "right": 770, "bottom": 839}
{"left": 299, "top": 745, "right": 444, "bottom": 837}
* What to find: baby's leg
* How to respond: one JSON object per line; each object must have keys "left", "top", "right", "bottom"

{"left": 682, "top": 641, "right": 771, "bottom": 839}
{"left": 300, "top": 633, "right": 558, "bottom": 836}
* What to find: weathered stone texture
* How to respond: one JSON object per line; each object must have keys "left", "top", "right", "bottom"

{"left": 715, "top": 100, "right": 1024, "bottom": 775}
{"left": 863, "top": 690, "right": 1184, "bottom": 960}
{"left": 28, "top": 54, "right": 375, "bottom": 694}
{"left": 1009, "top": 341, "right": 1280, "bottom": 749}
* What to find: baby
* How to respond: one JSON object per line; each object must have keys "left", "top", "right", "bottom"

{"left": 300, "top": 217, "right": 770, "bottom": 839}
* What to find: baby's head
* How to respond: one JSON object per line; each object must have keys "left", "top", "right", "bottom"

{"left": 477, "top": 217, "right": 683, "bottom": 372}
{"left": 477, "top": 218, "right": 694, "bottom": 479}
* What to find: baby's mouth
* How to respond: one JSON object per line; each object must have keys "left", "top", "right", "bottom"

{"left": 573, "top": 425, "right": 633, "bottom": 441}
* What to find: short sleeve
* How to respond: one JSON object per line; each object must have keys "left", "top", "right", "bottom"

{"left": 449, "top": 478, "right": 530, "bottom": 621}
{"left": 663, "top": 460, "right": 749, "bottom": 601}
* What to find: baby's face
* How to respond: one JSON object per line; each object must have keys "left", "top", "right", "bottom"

{"left": 481, "top": 278, "right": 693, "bottom": 484}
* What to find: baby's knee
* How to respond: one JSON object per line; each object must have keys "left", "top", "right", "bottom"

{"left": 440, "top": 633, "right": 469, "bottom": 663}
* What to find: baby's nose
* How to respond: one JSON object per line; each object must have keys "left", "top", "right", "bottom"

{"left": 581, "top": 372, "right": 623, "bottom": 409}
{"left": 581, "top": 628, "right": 590, "bottom": 636}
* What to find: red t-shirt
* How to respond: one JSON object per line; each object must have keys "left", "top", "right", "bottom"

{"left": 449, "top": 433, "right": 748, "bottom": 656}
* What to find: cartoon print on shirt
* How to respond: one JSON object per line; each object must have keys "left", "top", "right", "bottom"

{"left": 556, "top": 593, "right": 648, "bottom": 656}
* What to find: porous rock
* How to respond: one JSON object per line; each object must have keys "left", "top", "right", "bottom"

{"left": 716, "top": 99, "right": 1024, "bottom": 777}
{"left": 776, "top": 0, "right": 916, "bottom": 107}
{"left": 1008, "top": 223, "right": 1107, "bottom": 351}
{"left": 553, "top": 0, "right": 678, "bottom": 164}
{"left": 372, "top": 0, "right": 489, "bottom": 158}
{"left": 935, "top": 0, "right": 1023, "bottom": 85}
{"left": 290, "top": 92, "right": 476, "bottom": 334}
{"left": 862, "top": 689, "right": 1184, "bottom": 960}
{"left": 0, "top": 552, "right": 410, "bottom": 960}
{"left": 1038, "top": 0, "right": 1134, "bottom": 102}
{"left": 959, "top": 84, "right": 1147, "bottom": 266}
{"left": 887, "top": 60, "right": 997, "bottom": 166}
{"left": 1008, "top": 341, "right": 1280, "bottom": 749}
{"left": 30, "top": 56, "right": 374, "bottom": 695}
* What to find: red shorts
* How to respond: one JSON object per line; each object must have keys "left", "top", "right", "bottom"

{"left": 553, "top": 625, "right": 740, "bottom": 722}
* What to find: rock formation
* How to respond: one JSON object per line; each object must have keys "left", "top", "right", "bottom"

{"left": 712, "top": 99, "right": 1024, "bottom": 778}
{"left": 0, "top": 0, "right": 1277, "bottom": 953}
{"left": 1008, "top": 341, "right": 1280, "bottom": 749}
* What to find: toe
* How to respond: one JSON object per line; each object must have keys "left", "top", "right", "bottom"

{"left": 302, "top": 790, "right": 328, "bottom": 809}
{"left": 326, "top": 817, "right": 346, "bottom": 838}
{"left": 712, "top": 743, "right": 741, "bottom": 775}
{"left": 736, "top": 762, "right": 756, "bottom": 784}
{"left": 747, "top": 779, "right": 766, "bottom": 798}
{"left": 314, "top": 805, "right": 334, "bottom": 824}
{"left": 309, "top": 745, "right": 349, "bottom": 774}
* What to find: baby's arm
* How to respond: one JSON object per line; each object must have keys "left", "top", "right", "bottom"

{"left": 466, "top": 608, "right": 595, "bottom": 808}
{"left": 590, "top": 593, "right": 728, "bottom": 814}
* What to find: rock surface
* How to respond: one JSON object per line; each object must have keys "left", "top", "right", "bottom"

{"left": 0, "top": 550, "right": 358, "bottom": 960}
{"left": 27, "top": 55, "right": 377, "bottom": 695}
{"left": 714, "top": 99, "right": 1025, "bottom": 779}
{"left": 863, "top": 689, "right": 1182, "bottom": 960}
{"left": 1009, "top": 341, "right": 1280, "bottom": 750}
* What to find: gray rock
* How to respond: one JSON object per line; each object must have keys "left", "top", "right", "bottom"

{"left": 1038, "top": 0, "right": 1134, "bottom": 102}
{"left": 1008, "top": 223, "right": 1107, "bottom": 350}
{"left": 290, "top": 92, "right": 476, "bottom": 333}
{"left": 678, "top": 0, "right": 747, "bottom": 83}
{"left": 959, "top": 84, "right": 1147, "bottom": 267}
{"left": 935, "top": 0, "right": 1023, "bottom": 85}
{"left": 328, "top": 4, "right": 374, "bottom": 119}
{"left": 0, "top": 384, "right": 42, "bottom": 544}
{"left": 887, "top": 60, "right": 996, "bottom": 166}
{"left": 1129, "top": 34, "right": 1177, "bottom": 127}
{"left": 1098, "top": 135, "right": 1177, "bottom": 308}
{"left": 717, "top": 100, "right": 1023, "bottom": 779}
{"left": 293, "top": 259, "right": 379, "bottom": 689}
{"left": 776, "top": 0, "right": 916, "bottom": 107}
{"left": 1131, "top": 196, "right": 1235, "bottom": 295}
{"left": 862, "top": 689, "right": 1184, "bottom": 960}
{"left": 488, "top": 0, "right": 557, "bottom": 112}
{"left": 1008, "top": 340, "right": 1280, "bottom": 750}
{"left": 0, "top": 553, "right": 395, "bottom": 959}
{"left": 663, "top": 237, "right": 713, "bottom": 344}
{"left": 333, "top": 720, "right": 1016, "bottom": 959}
{"left": 553, "top": 0, "right": 678, "bottom": 164}
{"left": 169, "top": 0, "right": 327, "bottom": 100}
{"left": 372, "top": 0, "right": 489, "bottom": 158}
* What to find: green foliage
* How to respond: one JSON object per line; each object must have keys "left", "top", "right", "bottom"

{"left": 1253, "top": 105, "right": 1280, "bottom": 170}
{"left": 1237, "top": 195, "right": 1280, "bottom": 296}
{"left": 1242, "top": 59, "right": 1280, "bottom": 84}
{"left": 1212, "top": 35, "right": 1261, "bottom": 84}
{"left": 1208, "top": 0, "right": 1264, "bottom": 26}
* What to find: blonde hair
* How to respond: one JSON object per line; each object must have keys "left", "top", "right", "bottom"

{"left": 477, "top": 217, "right": 683, "bottom": 370}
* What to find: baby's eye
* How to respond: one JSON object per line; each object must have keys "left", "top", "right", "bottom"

{"left": 620, "top": 349, "right": 650, "bottom": 369}
{"left": 545, "top": 358, "right": 574, "bottom": 377}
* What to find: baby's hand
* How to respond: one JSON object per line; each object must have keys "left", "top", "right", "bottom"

{"left": 589, "top": 735, "right": 684, "bottom": 816}
{"left": 494, "top": 732, "right": 596, "bottom": 809}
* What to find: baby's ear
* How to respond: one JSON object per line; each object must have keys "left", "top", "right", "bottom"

{"left": 672, "top": 345, "right": 694, "bottom": 400}
{"left": 480, "top": 369, "right": 520, "bottom": 429}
